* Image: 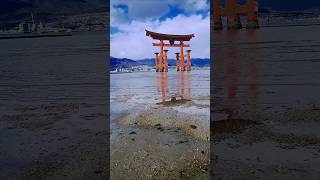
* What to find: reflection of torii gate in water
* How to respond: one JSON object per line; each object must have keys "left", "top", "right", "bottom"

{"left": 213, "top": 30, "right": 257, "bottom": 118}
{"left": 156, "top": 71, "right": 191, "bottom": 102}
{"left": 146, "top": 30, "right": 195, "bottom": 72}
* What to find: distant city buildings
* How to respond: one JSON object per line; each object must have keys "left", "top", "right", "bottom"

{"left": 18, "top": 21, "right": 45, "bottom": 33}
{"left": 1, "top": 12, "right": 108, "bottom": 34}
{"left": 110, "top": 65, "right": 153, "bottom": 73}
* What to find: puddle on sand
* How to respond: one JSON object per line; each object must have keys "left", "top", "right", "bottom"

{"left": 212, "top": 119, "right": 258, "bottom": 135}
{"left": 156, "top": 97, "right": 191, "bottom": 106}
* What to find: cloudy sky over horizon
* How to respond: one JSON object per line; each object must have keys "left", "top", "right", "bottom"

{"left": 110, "top": 0, "right": 210, "bottom": 60}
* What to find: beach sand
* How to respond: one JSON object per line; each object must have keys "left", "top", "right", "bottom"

{"left": 111, "top": 98, "right": 210, "bottom": 179}
{"left": 212, "top": 107, "right": 320, "bottom": 179}
{"left": 0, "top": 31, "right": 109, "bottom": 179}
{"left": 0, "top": 102, "right": 108, "bottom": 179}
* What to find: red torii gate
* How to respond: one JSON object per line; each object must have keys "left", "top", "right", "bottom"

{"left": 213, "top": 0, "right": 259, "bottom": 30}
{"left": 146, "top": 30, "right": 195, "bottom": 72}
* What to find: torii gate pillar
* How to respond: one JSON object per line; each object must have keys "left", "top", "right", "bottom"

{"left": 213, "top": 0, "right": 223, "bottom": 30}
{"left": 179, "top": 41, "right": 185, "bottom": 71}
{"left": 163, "top": 49, "right": 169, "bottom": 72}
{"left": 176, "top": 53, "right": 180, "bottom": 71}
{"left": 246, "top": 0, "right": 259, "bottom": 29}
{"left": 155, "top": 52, "right": 159, "bottom": 72}
{"left": 186, "top": 50, "right": 191, "bottom": 71}
{"left": 226, "top": 0, "right": 242, "bottom": 29}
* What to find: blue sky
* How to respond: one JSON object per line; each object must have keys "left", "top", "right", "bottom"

{"left": 110, "top": 0, "right": 210, "bottom": 60}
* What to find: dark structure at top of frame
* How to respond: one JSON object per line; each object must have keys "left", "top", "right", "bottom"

{"left": 213, "top": 0, "right": 259, "bottom": 30}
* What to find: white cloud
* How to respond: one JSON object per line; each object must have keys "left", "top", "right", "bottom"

{"left": 110, "top": 13, "right": 210, "bottom": 60}
{"left": 110, "top": 4, "right": 130, "bottom": 26}
{"left": 110, "top": 0, "right": 210, "bottom": 25}
{"left": 110, "top": 0, "right": 170, "bottom": 25}
{"left": 174, "top": 0, "right": 210, "bottom": 14}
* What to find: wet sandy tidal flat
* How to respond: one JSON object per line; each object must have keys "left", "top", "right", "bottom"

{"left": 110, "top": 69, "right": 210, "bottom": 179}
{"left": 212, "top": 26, "right": 320, "bottom": 179}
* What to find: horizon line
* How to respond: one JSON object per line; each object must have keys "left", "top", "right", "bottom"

{"left": 110, "top": 56, "right": 211, "bottom": 60}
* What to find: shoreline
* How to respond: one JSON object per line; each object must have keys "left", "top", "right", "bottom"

{"left": 0, "top": 32, "right": 72, "bottom": 40}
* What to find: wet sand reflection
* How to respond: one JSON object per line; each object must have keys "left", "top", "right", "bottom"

{"left": 214, "top": 30, "right": 258, "bottom": 117}
{"left": 226, "top": 30, "right": 238, "bottom": 113}
{"left": 156, "top": 71, "right": 191, "bottom": 102}
{"left": 246, "top": 30, "right": 258, "bottom": 111}
{"left": 156, "top": 72, "right": 169, "bottom": 102}
{"left": 212, "top": 26, "right": 320, "bottom": 179}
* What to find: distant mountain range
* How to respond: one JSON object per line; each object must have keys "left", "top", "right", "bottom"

{"left": 234, "top": 0, "right": 320, "bottom": 11}
{"left": 0, "top": 0, "right": 108, "bottom": 22}
{"left": 110, "top": 56, "right": 210, "bottom": 71}
{"left": 258, "top": 0, "right": 320, "bottom": 11}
